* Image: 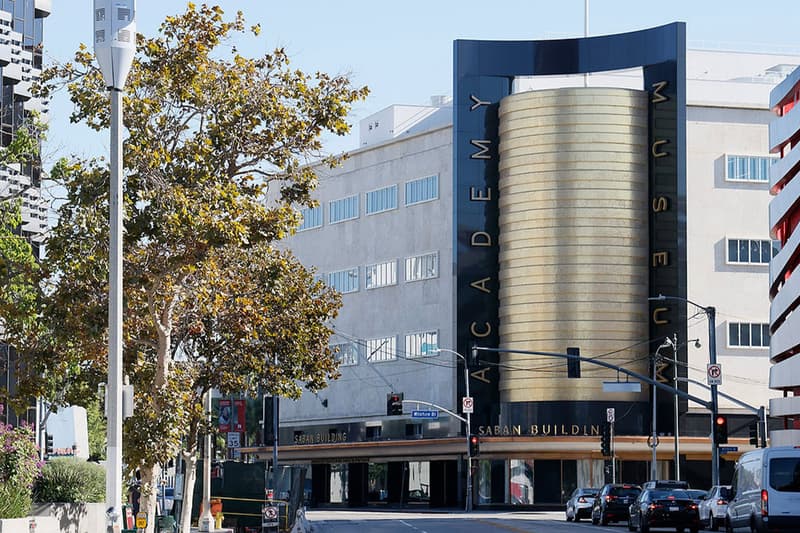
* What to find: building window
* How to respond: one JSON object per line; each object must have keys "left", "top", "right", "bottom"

{"left": 728, "top": 322, "right": 770, "bottom": 348}
{"left": 725, "top": 155, "right": 774, "bottom": 183}
{"left": 405, "top": 175, "right": 439, "bottom": 206}
{"left": 365, "top": 260, "right": 397, "bottom": 289}
{"left": 329, "top": 195, "right": 359, "bottom": 224}
{"left": 405, "top": 252, "right": 439, "bottom": 282}
{"left": 727, "top": 238, "right": 779, "bottom": 265}
{"left": 366, "top": 336, "right": 396, "bottom": 363}
{"left": 332, "top": 342, "right": 359, "bottom": 366}
{"left": 327, "top": 268, "right": 359, "bottom": 294}
{"left": 405, "top": 331, "right": 439, "bottom": 358}
{"left": 298, "top": 206, "right": 322, "bottom": 231}
{"left": 366, "top": 425, "right": 382, "bottom": 440}
{"left": 365, "top": 185, "right": 398, "bottom": 215}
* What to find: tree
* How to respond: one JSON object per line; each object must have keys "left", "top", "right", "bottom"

{"left": 30, "top": 4, "right": 367, "bottom": 532}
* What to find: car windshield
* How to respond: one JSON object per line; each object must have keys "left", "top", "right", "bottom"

{"left": 770, "top": 457, "right": 800, "bottom": 492}
{"left": 581, "top": 489, "right": 598, "bottom": 496}
{"left": 686, "top": 490, "right": 707, "bottom": 499}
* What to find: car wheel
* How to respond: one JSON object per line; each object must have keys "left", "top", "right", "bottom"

{"left": 627, "top": 517, "right": 636, "bottom": 531}
{"left": 709, "top": 513, "right": 718, "bottom": 531}
{"left": 575, "top": 515, "right": 581, "bottom": 523}
{"left": 725, "top": 517, "right": 734, "bottom": 533}
{"left": 601, "top": 512, "right": 609, "bottom": 526}
{"left": 677, "top": 528, "right": 684, "bottom": 533}
{"left": 592, "top": 510, "right": 599, "bottom": 525}
{"left": 750, "top": 516, "right": 758, "bottom": 533}
{"left": 639, "top": 522, "right": 649, "bottom": 533}
{"left": 566, "top": 511, "right": 572, "bottom": 522}
{"left": 690, "top": 528, "right": 699, "bottom": 533}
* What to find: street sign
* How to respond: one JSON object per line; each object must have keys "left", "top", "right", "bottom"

{"left": 462, "top": 396, "right": 474, "bottom": 414}
{"left": 719, "top": 446, "right": 739, "bottom": 454}
{"left": 135, "top": 512, "right": 147, "bottom": 529}
{"left": 262, "top": 504, "right": 279, "bottom": 528}
{"left": 411, "top": 410, "right": 439, "bottom": 419}
{"left": 707, "top": 363, "right": 722, "bottom": 386}
{"left": 607, "top": 408, "right": 615, "bottom": 423}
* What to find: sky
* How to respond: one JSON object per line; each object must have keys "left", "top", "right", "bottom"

{"left": 41, "top": 0, "right": 800, "bottom": 163}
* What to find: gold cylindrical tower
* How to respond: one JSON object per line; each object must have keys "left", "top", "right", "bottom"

{"left": 497, "top": 87, "right": 649, "bottom": 403}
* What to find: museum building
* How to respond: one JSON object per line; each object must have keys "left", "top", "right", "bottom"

{"left": 243, "top": 24, "right": 796, "bottom": 508}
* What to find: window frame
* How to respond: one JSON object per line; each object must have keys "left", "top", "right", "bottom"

{"left": 331, "top": 342, "right": 359, "bottom": 367}
{"left": 365, "top": 259, "right": 398, "bottom": 290}
{"left": 726, "top": 238, "right": 776, "bottom": 265}
{"left": 328, "top": 194, "right": 359, "bottom": 224}
{"left": 297, "top": 205, "right": 323, "bottom": 232}
{"left": 365, "top": 184, "right": 398, "bottom": 216}
{"left": 365, "top": 335, "right": 397, "bottom": 363}
{"left": 724, "top": 154, "right": 775, "bottom": 183}
{"left": 405, "top": 174, "right": 439, "bottom": 206}
{"left": 327, "top": 267, "right": 359, "bottom": 294}
{"left": 404, "top": 330, "right": 439, "bottom": 358}
{"left": 404, "top": 251, "right": 439, "bottom": 282}
{"left": 727, "top": 322, "right": 770, "bottom": 349}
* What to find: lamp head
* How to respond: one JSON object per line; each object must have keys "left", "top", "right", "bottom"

{"left": 694, "top": 339, "right": 702, "bottom": 349}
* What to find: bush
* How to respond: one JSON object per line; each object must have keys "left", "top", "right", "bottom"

{"left": 34, "top": 458, "right": 105, "bottom": 503}
{"left": 0, "top": 423, "right": 42, "bottom": 518}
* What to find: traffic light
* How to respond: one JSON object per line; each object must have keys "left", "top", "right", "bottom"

{"left": 567, "top": 347, "right": 581, "bottom": 378}
{"left": 387, "top": 392, "right": 403, "bottom": 416}
{"left": 749, "top": 421, "right": 759, "bottom": 446}
{"left": 600, "top": 424, "right": 612, "bottom": 457}
{"left": 714, "top": 415, "right": 729, "bottom": 445}
{"left": 469, "top": 434, "right": 480, "bottom": 457}
{"left": 263, "top": 395, "right": 277, "bottom": 446}
{"left": 45, "top": 433, "right": 53, "bottom": 456}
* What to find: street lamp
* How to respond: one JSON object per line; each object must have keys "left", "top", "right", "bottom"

{"left": 432, "top": 348, "right": 473, "bottom": 512}
{"left": 651, "top": 338, "right": 673, "bottom": 480}
{"left": 93, "top": 2, "right": 135, "bottom": 531}
{"left": 649, "top": 294, "right": 720, "bottom": 487}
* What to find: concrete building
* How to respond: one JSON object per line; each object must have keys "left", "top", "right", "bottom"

{"left": 0, "top": 0, "right": 50, "bottom": 428}
{"left": 244, "top": 33, "right": 798, "bottom": 507}
{"left": 768, "top": 64, "right": 800, "bottom": 446}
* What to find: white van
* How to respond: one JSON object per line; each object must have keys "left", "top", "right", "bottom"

{"left": 725, "top": 446, "right": 800, "bottom": 532}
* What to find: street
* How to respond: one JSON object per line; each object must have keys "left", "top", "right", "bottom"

{"left": 306, "top": 510, "right": 646, "bottom": 533}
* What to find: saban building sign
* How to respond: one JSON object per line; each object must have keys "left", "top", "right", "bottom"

{"left": 453, "top": 23, "right": 687, "bottom": 432}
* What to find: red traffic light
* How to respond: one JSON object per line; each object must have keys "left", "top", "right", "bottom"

{"left": 716, "top": 416, "right": 726, "bottom": 425}
{"left": 470, "top": 435, "right": 478, "bottom": 444}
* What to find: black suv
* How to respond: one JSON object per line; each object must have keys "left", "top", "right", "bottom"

{"left": 591, "top": 483, "right": 642, "bottom": 526}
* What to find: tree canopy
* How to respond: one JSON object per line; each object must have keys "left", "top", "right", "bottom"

{"left": 26, "top": 4, "right": 367, "bottom": 529}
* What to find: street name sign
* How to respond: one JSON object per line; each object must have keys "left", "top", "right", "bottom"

{"left": 411, "top": 410, "right": 439, "bottom": 419}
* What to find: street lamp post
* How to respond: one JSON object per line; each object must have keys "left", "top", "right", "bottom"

{"left": 649, "top": 294, "right": 720, "bottom": 487}
{"left": 651, "top": 338, "right": 673, "bottom": 480}
{"left": 93, "top": 2, "right": 135, "bottom": 531}
{"left": 434, "top": 348, "right": 472, "bottom": 512}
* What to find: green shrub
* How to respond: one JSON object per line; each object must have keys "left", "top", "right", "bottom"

{"left": 0, "top": 423, "right": 41, "bottom": 518}
{"left": 34, "top": 458, "right": 105, "bottom": 503}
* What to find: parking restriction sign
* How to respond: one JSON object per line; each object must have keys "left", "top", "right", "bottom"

{"left": 462, "top": 396, "right": 474, "bottom": 414}
{"left": 707, "top": 363, "right": 722, "bottom": 386}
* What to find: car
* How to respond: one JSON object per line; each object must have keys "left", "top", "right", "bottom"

{"left": 591, "top": 483, "right": 641, "bottom": 526}
{"left": 697, "top": 485, "right": 730, "bottom": 531}
{"left": 726, "top": 446, "right": 800, "bottom": 533}
{"left": 406, "top": 488, "right": 429, "bottom": 502}
{"left": 565, "top": 487, "right": 598, "bottom": 522}
{"left": 685, "top": 488, "right": 708, "bottom": 504}
{"left": 627, "top": 488, "right": 701, "bottom": 533}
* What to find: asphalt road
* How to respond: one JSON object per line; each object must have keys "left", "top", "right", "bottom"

{"left": 306, "top": 510, "right": 646, "bottom": 533}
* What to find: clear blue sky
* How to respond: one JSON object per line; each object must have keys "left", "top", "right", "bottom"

{"left": 42, "top": 0, "right": 800, "bottom": 161}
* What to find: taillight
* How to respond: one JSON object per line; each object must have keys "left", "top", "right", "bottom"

{"left": 761, "top": 489, "right": 768, "bottom": 516}
{"left": 606, "top": 495, "right": 617, "bottom": 502}
{"left": 717, "top": 499, "right": 727, "bottom": 505}
{"left": 689, "top": 503, "right": 698, "bottom": 510}
{"left": 578, "top": 497, "right": 586, "bottom": 503}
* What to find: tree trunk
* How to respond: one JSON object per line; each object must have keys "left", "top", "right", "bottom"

{"left": 179, "top": 425, "right": 200, "bottom": 533}
{"left": 138, "top": 462, "right": 162, "bottom": 533}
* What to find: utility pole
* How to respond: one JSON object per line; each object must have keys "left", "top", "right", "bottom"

{"left": 707, "top": 306, "right": 720, "bottom": 487}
